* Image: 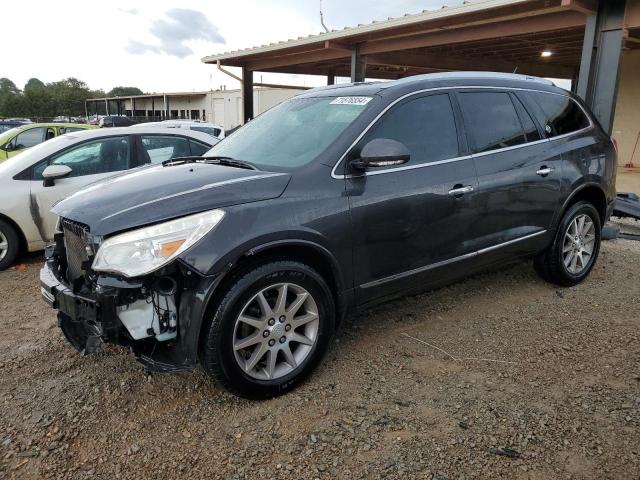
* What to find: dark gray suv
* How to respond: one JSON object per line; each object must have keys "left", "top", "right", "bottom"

{"left": 41, "top": 72, "right": 616, "bottom": 398}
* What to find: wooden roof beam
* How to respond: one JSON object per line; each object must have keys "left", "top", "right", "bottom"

{"left": 367, "top": 51, "right": 576, "bottom": 79}
{"left": 560, "top": 0, "right": 597, "bottom": 16}
{"left": 246, "top": 41, "right": 353, "bottom": 71}
{"left": 360, "top": 11, "right": 586, "bottom": 55}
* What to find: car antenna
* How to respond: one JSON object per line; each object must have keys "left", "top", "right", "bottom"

{"left": 320, "top": 0, "right": 329, "bottom": 33}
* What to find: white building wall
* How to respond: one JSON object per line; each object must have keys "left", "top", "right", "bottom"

{"left": 121, "top": 88, "right": 303, "bottom": 129}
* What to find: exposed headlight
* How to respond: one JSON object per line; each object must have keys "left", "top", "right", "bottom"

{"left": 92, "top": 209, "right": 224, "bottom": 277}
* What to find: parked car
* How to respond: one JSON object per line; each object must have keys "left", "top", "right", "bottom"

{"left": 132, "top": 120, "right": 225, "bottom": 140}
{"left": 87, "top": 115, "right": 102, "bottom": 126}
{"left": 40, "top": 72, "right": 616, "bottom": 399}
{"left": 0, "top": 123, "right": 95, "bottom": 161}
{"left": 0, "top": 118, "right": 32, "bottom": 133}
{"left": 0, "top": 127, "right": 216, "bottom": 270}
{"left": 99, "top": 116, "right": 137, "bottom": 128}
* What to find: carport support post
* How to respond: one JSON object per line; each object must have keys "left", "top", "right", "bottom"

{"left": 105, "top": 99, "right": 110, "bottom": 116}
{"left": 351, "top": 45, "right": 366, "bottom": 83}
{"left": 327, "top": 71, "right": 335, "bottom": 85}
{"left": 242, "top": 66, "right": 254, "bottom": 124}
{"left": 576, "top": 0, "right": 626, "bottom": 134}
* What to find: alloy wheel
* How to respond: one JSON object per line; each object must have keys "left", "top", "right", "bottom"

{"left": 0, "top": 231, "right": 8, "bottom": 262}
{"left": 562, "top": 213, "right": 596, "bottom": 275}
{"left": 233, "top": 282, "right": 320, "bottom": 380}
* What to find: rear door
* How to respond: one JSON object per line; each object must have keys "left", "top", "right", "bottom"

{"left": 347, "top": 92, "right": 482, "bottom": 305}
{"left": 455, "top": 90, "right": 561, "bottom": 259}
{"left": 29, "top": 136, "right": 133, "bottom": 241}
{"left": 519, "top": 91, "right": 598, "bottom": 227}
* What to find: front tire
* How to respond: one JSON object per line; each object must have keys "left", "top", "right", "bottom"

{"left": 534, "top": 201, "right": 601, "bottom": 287}
{"left": 201, "top": 260, "right": 335, "bottom": 399}
{"left": 0, "top": 220, "right": 20, "bottom": 271}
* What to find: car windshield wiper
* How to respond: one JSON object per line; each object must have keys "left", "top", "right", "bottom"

{"left": 162, "top": 156, "right": 259, "bottom": 170}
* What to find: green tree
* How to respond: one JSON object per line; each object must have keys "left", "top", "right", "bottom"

{"left": 48, "top": 78, "right": 94, "bottom": 117}
{"left": 108, "top": 86, "right": 144, "bottom": 97}
{"left": 0, "top": 77, "right": 125, "bottom": 118}
{"left": 23, "top": 78, "right": 52, "bottom": 117}
{"left": 0, "top": 78, "right": 22, "bottom": 117}
{"left": 24, "top": 78, "right": 45, "bottom": 93}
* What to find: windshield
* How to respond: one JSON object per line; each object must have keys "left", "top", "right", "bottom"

{"left": 0, "top": 127, "right": 20, "bottom": 144}
{"left": 204, "top": 96, "right": 371, "bottom": 171}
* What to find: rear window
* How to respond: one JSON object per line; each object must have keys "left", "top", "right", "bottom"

{"left": 191, "top": 126, "right": 218, "bottom": 137}
{"left": 528, "top": 92, "right": 590, "bottom": 136}
{"left": 458, "top": 92, "right": 526, "bottom": 153}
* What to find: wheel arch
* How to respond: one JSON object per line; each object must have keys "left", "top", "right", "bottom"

{"left": 195, "top": 239, "right": 347, "bottom": 357}
{"left": 558, "top": 183, "right": 607, "bottom": 228}
{"left": 220, "top": 240, "right": 346, "bottom": 322}
{"left": 0, "top": 212, "right": 28, "bottom": 254}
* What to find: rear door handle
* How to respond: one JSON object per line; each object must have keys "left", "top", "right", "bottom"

{"left": 536, "top": 166, "right": 555, "bottom": 176}
{"left": 448, "top": 185, "right": 474, "bottom": 196}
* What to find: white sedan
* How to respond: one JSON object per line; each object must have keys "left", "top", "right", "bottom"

{"left": 0, "top": 126, "right": 217, "bottom": 270}
{"left": 131, "top": 120, "right": 225, "bottom": 140}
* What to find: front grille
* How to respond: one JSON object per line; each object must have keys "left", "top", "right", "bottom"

{"left": 61, "top": 219, "right": 90, "bottom": 283}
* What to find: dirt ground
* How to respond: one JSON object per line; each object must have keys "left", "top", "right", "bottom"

{"left": 1, "top": 223, "right": 639, "bottom": 479}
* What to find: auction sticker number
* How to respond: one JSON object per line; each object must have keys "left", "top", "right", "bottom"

{"left": 330, "top": 97, "right": 372, "bottom": 106}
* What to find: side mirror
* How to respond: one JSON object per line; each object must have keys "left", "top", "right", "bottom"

{"left": 3, "top": 143, "right": 13, "bottom": 152}
{"left": 42, "top": 165, "right": 72, "bottom": 187}
{"left": 350, "top": 138, "right": 410, "bottom": 170}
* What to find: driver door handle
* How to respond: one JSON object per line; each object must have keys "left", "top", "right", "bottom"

{"left": 448, "top": 185, "right": 474, "bottom": 196}
{"left": 536, "top": 166, "right": 555, "bottom": 176}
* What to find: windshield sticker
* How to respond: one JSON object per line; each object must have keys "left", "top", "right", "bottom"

{"left": 330, "top": 96, "right": 372, "bottom": 106}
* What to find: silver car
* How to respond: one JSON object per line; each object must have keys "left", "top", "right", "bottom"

{"left": 131, "top": 120, "right": 225, "bottom": 140}
{"left": 0, "top": 127, "right": 217, "bottom": 270}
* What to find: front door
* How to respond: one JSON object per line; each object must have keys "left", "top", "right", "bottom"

{"left": 29, "top": 135, "right": 133, "bottom": 241}
{"left": 455, "top": 90, "right": 562, "bottom": 259}
{"left": 346, "top": 92, "right": 482, "bottom": 306}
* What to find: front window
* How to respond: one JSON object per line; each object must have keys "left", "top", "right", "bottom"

{"left": 33, "top": 136, "right": 130, "bottom": 179}
{"left": 204, "top": 96, "right": 372, "bottom": 171}
{"left": 15, "top": 127, "right": 46, "bottom": 149}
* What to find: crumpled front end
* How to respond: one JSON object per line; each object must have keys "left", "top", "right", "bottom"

{"left": 41, "top": 217, "right": 219, "bottom": 372}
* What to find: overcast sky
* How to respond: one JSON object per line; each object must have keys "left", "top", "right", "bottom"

{"left": 3, "top": 0, "right": 461, "bottom": 93}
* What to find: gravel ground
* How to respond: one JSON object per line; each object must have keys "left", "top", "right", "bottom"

{"left": 1, "top": 236, "right": 639, "bottom": 480}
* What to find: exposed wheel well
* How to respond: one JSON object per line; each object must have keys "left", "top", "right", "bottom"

{"left": 563, "top": 186, "right": 607, "bottom": 226}
{"left": 0, "top": 213, "right": 28, "bottom": 254}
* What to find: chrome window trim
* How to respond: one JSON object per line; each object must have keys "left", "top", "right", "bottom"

{"left": 331, "top": 85, "right": 594, "bottom": 179}
{"left": 360, "top": 229, "right": 547, "bottom": 289}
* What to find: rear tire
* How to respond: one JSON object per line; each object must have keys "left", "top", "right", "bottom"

{"left": 534, "top": 201, "right": 601, "bottom": 287}
{"left": 0, "top": 220, "right": 20, "bottom": 271}
{"left": 201, "top": 260, "right": 335, "bottom": 399}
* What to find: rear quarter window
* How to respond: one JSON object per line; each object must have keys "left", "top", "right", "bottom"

{"left": 527, "top": 92, "right": 590, "bottom": 136}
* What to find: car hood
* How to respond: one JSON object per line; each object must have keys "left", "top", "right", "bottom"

{"left": 52, "top": 163, "right": 291, "bottom": 236}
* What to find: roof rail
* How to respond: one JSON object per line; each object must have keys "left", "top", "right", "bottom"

{"left": 386, "top": 71, "right": 554, "bottom": 87}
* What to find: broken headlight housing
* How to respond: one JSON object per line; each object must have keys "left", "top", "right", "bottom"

{"left": 92, "top": 209, "right": 224, "bottom": 277}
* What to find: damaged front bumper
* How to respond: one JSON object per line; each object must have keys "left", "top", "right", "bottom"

{"left": 41, "top": 252, "right": 222, "bottom": 373}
